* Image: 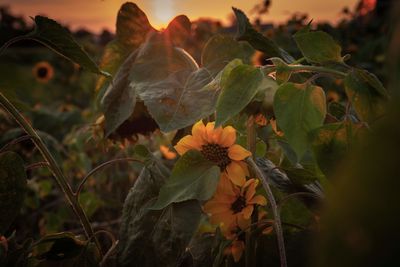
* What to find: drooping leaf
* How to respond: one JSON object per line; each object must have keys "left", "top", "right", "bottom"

{"left": 27, "top": 16, "right": 108, "bottom": 76}
{"left": 215, "top": 64, "right": 264, "bottom": 126}
{"left": 118, "top": 165, "right": 202, "bottom": 267}
{"left": 293, "top": 30, "right": 342, "bottom": 64}
{"left": 0, "top": 152, "right": 27, "bottom": 234}
{"left": 232, "top": 7, "right": 294, "bottom": 63}
{"left": 95, "top": 2, "right": 155, "bottom": 91}
{"left": 344, "top": 68, "right": 389, "bottom": 124}
{"left": 101, "top": 51, "right": 138, "bottom": 136}
{"left": 137, "top": 68, "right": 215, "bottom": 132}
{"left": 274, "top": 82, "right": 326, "bottom": 160}
{"left": 201, "top": 34, "right": 254, "bottom": 76}
{"left": 151, "top": 150, "right": 220, "bottom": 210}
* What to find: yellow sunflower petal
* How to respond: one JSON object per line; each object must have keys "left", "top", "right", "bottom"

{"left": 210, "top": 211, "right": 236, "bottom": 227}
{"left": 231, "top": 240, "right": 245, "bottom": 262}
{"left": 203, "top": 201, "right": 231, "bottom": 214}
{"left": 228, "top": 144, "right": 252, "bottom": 161}
{"left": 245, "top": 179, "right": 257, "bottom": 200}
{"left": 217, "top": 173, "right": 238, "bottom": 196}
{"left": 241, "top": 205, "right": 254, "bottom": 220}
{"left": 226, "top": 162, "right": 247, "bottom": 186}
{"left": 174, "top": 135, "right": 202, "bottom": 155}
{"left": 205, "top": 122, "right": 223, "bottom": 143}
{"left": 248, "top": 195, "right": 267, "bottom": 206}
{"left": 192, "top": 120, "right": 206, "bottom": 142}
{"left": 237, "top": 161, "right": 250, "bottom": 177}
{"left": 237, "top": 214, "right": 251, "bottom": 230}
{"left": 219, "top": 126, "right": 236, "bottom": 147}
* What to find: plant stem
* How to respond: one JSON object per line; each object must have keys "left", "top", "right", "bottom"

{"left": 0, "top": 93, "right": 101, "bottom": 254}
{"left": 0, "top": 36, "right": 32, "bottom": 56}
{"left": 246, "top": 116, "right": 256, "bottom": 158}
{"left": 246, "top": 157, "right": 287, "bottom": 267}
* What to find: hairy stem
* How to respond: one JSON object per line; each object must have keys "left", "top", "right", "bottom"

{"left": 0, "top": 93, "right": 101, "bottom": 254}
{"left": 247, "top": 157, "right": 287, "bottom": 267}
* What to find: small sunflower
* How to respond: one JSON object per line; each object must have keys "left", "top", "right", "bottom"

{"left": 174, "top": 121, "right": 251, "bottom": 186}
{"left": 32, "top": 61, "right": 54, "bottom": 83}
{"left": 203, "top": 174, "right": 267, "bottom": 233}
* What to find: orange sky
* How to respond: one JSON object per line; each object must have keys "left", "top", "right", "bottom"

{"left": 3, "top": 0, "right": 359, "bottom": 32}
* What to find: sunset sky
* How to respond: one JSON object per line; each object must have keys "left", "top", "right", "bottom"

{"left": 2, "top": 0, "right": 359, "bottom": 32}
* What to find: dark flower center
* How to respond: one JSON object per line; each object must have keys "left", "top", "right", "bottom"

{"left": 37, "top": 67, "right": 49, "bottom": 78}
{"left": 201, "top": 143, "right": 231, "bottom": 170}
{"left": 231, "top": 196, "right": 247, "bottom": 214}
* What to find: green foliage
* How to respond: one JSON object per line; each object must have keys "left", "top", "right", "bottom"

{"left": 232, "top": 7, "right": 294, "bottom": 63}
{"left": 118, "top": 166, "right": 202, "bottom": 267}
{"left": 32, "top": 232, "right": 100, "bottom": 267}
{"left": 293, "top": 30, "right": 343, "bottom": 64}
{"left": 201, "top": 34, "right": 254, "bottom": 76}
{"left": 274, "top": 82, "right": 327, "bottom": 160}
{"left": 27, "top": 16, "right": 108, "bottom": 76}
{"left": 344, "top": 68, "right": 389, "bottom": 124}
{"left": 0, "top": 152, "right": 27, "bottom": 234}
{"left": 100, "top": 51, "right": 137, "bottom": 136}
{"left": 215, "top": 64, "right": 264, "bottom": 126}
{"left": 151, "top": 150, "right": 220, "bottom": 209}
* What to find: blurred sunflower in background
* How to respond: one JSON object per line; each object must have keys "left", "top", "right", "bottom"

{"left": 32, "top": 61, "right": 54, "bottom": 83}
{"left": 174, "top": 121, "right": 251, "bottom": 186}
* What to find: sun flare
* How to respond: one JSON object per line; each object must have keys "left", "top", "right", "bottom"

{"left": 152, "top": 0, "right": 175, "bottom": 29}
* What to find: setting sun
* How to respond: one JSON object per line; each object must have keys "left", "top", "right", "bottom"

{"left": 152, "top": 0, "right": 175, "bottom": 29}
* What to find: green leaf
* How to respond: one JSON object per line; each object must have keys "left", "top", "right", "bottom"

{"left": 344, "top": 68, "right": 389, "bottom": 123}
{"left": 101, "top": 51, "right": 137, "bottom": 136}
{"left": 34, "top": 232, "right": 100, "bottom": 266}
{"left": 118, "top": 166, "right": 202, "bottom": 267}
{"left": 27, "top": 16, "right": 108, "bottom": 76}
{"left": 293, "top": 30, "right": 342, "bottom": 64}
{"left": 232, "top": 7, "right": 294, "bottom": 63}
{"left": 310, "top": 122, "right": 362, "bottom": 176}
{"left": 95, "top": 3, "right": 155, "bottom": 91}
{"left": 215, "top": 64, "right": 264, "bottom": 126}
{"left": 78, "top": 192, "right": 104, "bottom": 218}
{"left": 201, "top": 34, "right": 254, "bottom": 76}
{"left": 151, "top": 150, "right": 220, "bottom": 210}
{"left": 0, "top": 152, "right": 27, "bottom": 234}
{"left": 274, "top": 82, "right": 326, "bottom": 160}
{"left": 137, "top": 68, "right": 215, "bottom": 132}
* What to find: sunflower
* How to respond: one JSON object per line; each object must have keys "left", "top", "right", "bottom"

{"left": 225, "top": 239, "right": 245, "bottom": 262}
{"left": 174, "top": 121, "right": 251, "bottom": 186}
{"left": 203, "top": 174, "right": 267, "bottom": 234}
{"left": 254, "top": 113, "right": 268, "bottom": 126}
{"left": 32, "top": 61, "right": 54, "bottom": 83}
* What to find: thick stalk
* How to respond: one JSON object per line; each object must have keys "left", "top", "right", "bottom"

{"left": 247, "top": 157, "right": 287, "bottom": 267}
{"left": 0, "top": 93, "right": 101, "bottom": 253}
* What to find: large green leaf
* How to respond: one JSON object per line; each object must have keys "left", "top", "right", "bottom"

{"left": 274, "top": 82, "right": 326, "bottom": 160}
{"left": 101, "top": 51, "right": 137, "bottom": 136}
{"left": 293, "top": 30, "right": 342, "bottom": 64}
{"left": 0, "top": 152, "right": 27, "bottom": 234}
{"left": 151, "top": 150, "right": 220, "bottom": 210}
{"left": 310, "top": 122, "right": 363, "bottom": 176}
{"left": 27, "top": 16, "right": 108, "bottom": 76}
{"left": 136, "top": 68, "right": 215, "bottom": 132}
{"left": 232, "top": 7, "right": 294, "bottom": 63}
{"left": 95, "top": 3, "right": 155, "bottom": 91}
{"left": 118, "top": 165, "right": 202, "bottom": 267}
{"left": 215, "top": 64, "right": 264, "bottom": 126}
{"left": 344, "top": 68, "right": 389, "bottom": 124}
{"left": 201, "top": 34, "right": 254, "bottom": 76}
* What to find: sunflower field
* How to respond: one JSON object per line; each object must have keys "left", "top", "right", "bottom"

{"left": 0, "top": 1, "right": 399, "bottom": 267}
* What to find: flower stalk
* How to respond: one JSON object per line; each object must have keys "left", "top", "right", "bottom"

{"left": 0, "top": 93, "right": 101, "bottom": 255}
{"left": 247, "top": 157, "right": 287, "bottom": 267}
